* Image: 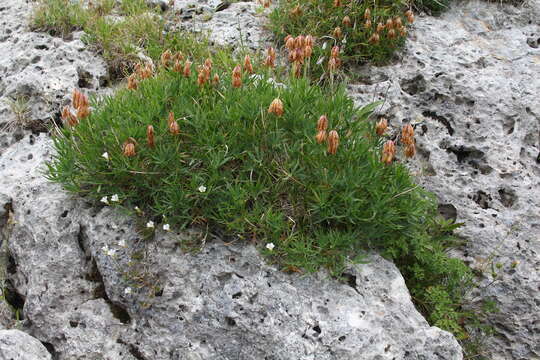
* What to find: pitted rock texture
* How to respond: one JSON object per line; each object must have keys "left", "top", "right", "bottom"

{"left": 0, "top": 329, "right": 51, "bottom": 360}
{"left": 0, "top": 0, "right": 108, "bottom": 141}
{"left": 348, "top": 1, "right": 540, "bottom": 359}
{"left": 171, "top": 0, "right": 269, "bottom": 49}
{"left": 0, "top": 134, "right": 463, "bottom": 359}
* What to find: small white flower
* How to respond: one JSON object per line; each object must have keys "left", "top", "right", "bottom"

{"left": 124, "top": 287, "right": 132, "bottom": 295}
{"left": 102, "top": 152, "right": 109, "bottom": 160}
{"left": 101, "top": 245, "right": 109, "bottom": 253}
{"left": 100, "top": 196, "right": 109, "bottom": 205}
{"left": 111, "top": 194, "right": 119, "bottom": 202}
{"left": 322, "top": 41, "right": 328, "bottom": 50}
{"left": 198, "top": 185, "right": 207, "bottom": 193}
{"left": 106, "top": 248, "right": 116, "bottom": 257}
{"left": 146, "top": 221, "right": 155, "bottom": 229}
{"left": 163, "top": 224, "right": 170, "bottom": 231}
{"left": 266, "top": 242, "right": 275, "bottom": 251}
{"left": 118, "top": 239, "right": 126, "bottom": 247}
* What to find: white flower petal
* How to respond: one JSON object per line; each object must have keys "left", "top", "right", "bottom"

{"left": 163, "top": 224, "right": 170, "bottom": 231}
{"left": 198, "top": 185, "right": 207, "bottom": 193}
{"left": 102, "top": 152, "right": 109, "bottom": 160}
{"left": 100, "top": 196, "right": 109, "bottom": 204}
{"left": 146, "top": 221, "right": 155, "bottom": 228}
{"left": 265, "top": 242, "right": 275, "bottom": 251}
{"left": 111, "top": 194, "right": 119, "bottom": 202}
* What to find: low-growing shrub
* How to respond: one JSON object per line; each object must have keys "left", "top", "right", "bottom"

{"left": 31, "top": 0, "right": 219, "bottom": 78}
{"left": 268, "top": 0, "right": 415, "bottom": 78}
{"left": 47, "top": 50, "right": 476, "bottom": 341}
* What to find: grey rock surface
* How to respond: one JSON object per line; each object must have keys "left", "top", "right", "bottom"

{"left": 171, "top": 0, "right": 270, "bottom": 49}
{"left": 0, "top": 134, "right": 463, "bottom": 359}
{"left": 0, "top": 329, "right": 51, "bottom": 360}
{"left": 0, "top": 0, "right": 108, "bottom": 136}
{"left": 348, "top": 1, "right": 540, "bottom": 359}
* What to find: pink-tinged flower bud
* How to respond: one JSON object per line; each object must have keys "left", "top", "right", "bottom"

{"left": 376, "top": 118, "right": 388, "bottom": 136}
{"left": 317, "top": 115, "right": 328, "bottom": 132}
{"left": 268, "top": 98, "right": 284, "bottom": 117}
{"left": 147, "top": 125, "right": 155, "bottom": 148}
{"left": 315, "top": 130, "right": 327, "bottom": 144}
{"left": 381, "top": 140, "right": 396, "bottom": 164}
{"left": 327, "top": 130, "right": 339, "bottom": 155}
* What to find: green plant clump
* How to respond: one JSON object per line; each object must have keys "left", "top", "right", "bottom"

{"left": 47, "top": 57, "right": 475, "bottom": 339}
{"left": 268, "top": 0, "right": 414, "bottom": 69}
{"left": 31, "top": 0, "right": 216, "bottom": 77}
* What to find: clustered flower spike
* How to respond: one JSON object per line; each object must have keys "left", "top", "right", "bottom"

{"left": 243, "top": 55, "right": 254, "bottom": 74}
{"left": 147, "top": 125, "right": 155, "bottom": 148}
{"left": 284, "top": 34, "right": 314, "bottom": 78}
{"left": 328, "top": 46, "right": 341, "bottom": 72}
{"left": 401, "top": 123, "right": 416, "bottom": 158}
{"left": 263, "top": 47, "right": 276, "bottom": 68}
{"left": 232, "top": 65, "right": 242, "bottom": 88}
{"left": 327, "top": 130, "right": 339, "bottom": 155}
{"left": 168, "top": 111, "right": 180, "bottom": 135}
{"left": 376, "top": 118, "right": 388, "bottom": 136}
{"left": 381, "top": 140, "right": 396, "bottom": 164}
{"left": 268, "top": 98, "right": 284, "bottom": 117}
{"left": 122, "top": 138, "right": 137, "bottom": 157}
{"left": 61, "top": 89, "right": 91, "bottom": 127}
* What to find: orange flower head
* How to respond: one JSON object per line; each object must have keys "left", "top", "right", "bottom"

{"left": 328, "top": 57, "right": 338, "bottom": 71}
{"left": 401, "top": 123, "right": 415, "bottom": 145}
{"left": 147, "top": 125, "right": 155, "bottom": 148}
{"left": 204, "top": 58, "right": 213, "bottom": 72}
{"left": 161, "top": 49, "right": 172, "bottom": 68}
{"left": 213, "top": 73, "right": 220, "bottom": 85}
{"left": 381, "top": 140, "right": 396, "bottom": 164}
{"left": 263, "top": 55, "right": 275, "bottom": 68}
{"left": 333, "top": 26, "right": 342, "bottom": 39}
{"left": 342, "top": 16, "right": 352, "bottom": 27}
{"left": 76, "top": 105, "right": 90, "bottom": 119}
{"left": 331, "top": 46, "right": 340, "bottom": 59}
{"left": 395, "top": 17, "right": 403, "bottom": 27}
{"left": 369, "top": 33, "right": 380, "bottom": 44}
{"left": 376, "top": 118, "right": 388, "bottom": 136}
{"left": 304, "top": 45, "right": 313, "bottom": 59}
{"left": 388, "top": 29, "right": 396, "bottom": 39}
{"left": 127, "top": 73, "right": 139, "bottom": 90}
{"left": 364, "top": 19, "right": 372, "bottom": 30}
{"left": 364, "top": 8, "right": 371, "bottom": 19}
{"left": 295, "top": 35, "right": 306, "bottom": 49}
{"left": 285, "top": 36, "right": 295, "bottom": 51}
{"left": 405, "top": 10, "right": 414, "bottom": 23}
{"left": 62, "top": 106, "right": 78, "bottom": 127}
{"left": 327, "top": 130, "right": 339, "bottom": 155}
{"left": 315, "top": 130, "right": 327, "bottom": 144}
{"left": 290, "top": 4, "right": 302, "bottom": 16}
{"left": 376, "top": 22, "right": 385, "bottom": 33}
{"left": 243, "top": 55, "right": 254, "bottom": 74}
{"left": 123, "top": 142, "right": 136, "bottom": 157}
{"left": 386, "top": 18, "right": 394, "bottom": 30}
{"left": 168, "top": 111, "right": 175, "bottom": 126}
{"left": 404, "top": 143, "right": 416, "bottom": 158}
{"left": 268, "top": 98, "right": 284, "bottom": 117}
{"left": 232, "top": 65, "right": 242, "bottom": 88}
{"left": 317, "top": 115, "right": 328, "bottom": 132}
{"left": 169, "top": 120, "right": 180, "bottom": 135}
{"left": 183, "top": 60, "right": 192, "bottom": 77}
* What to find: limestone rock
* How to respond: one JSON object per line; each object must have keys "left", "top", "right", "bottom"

{"left": 0, "top": 134, "right": 463, "bottom": 359}
{"left": 0, "top": 0, "right": 108, "bottom": 134}
{"left": 348, "top": 1, "right": 540, "bottom": 359}
{"left": 0, "top": 329, "right": 51, "bottom": 360}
